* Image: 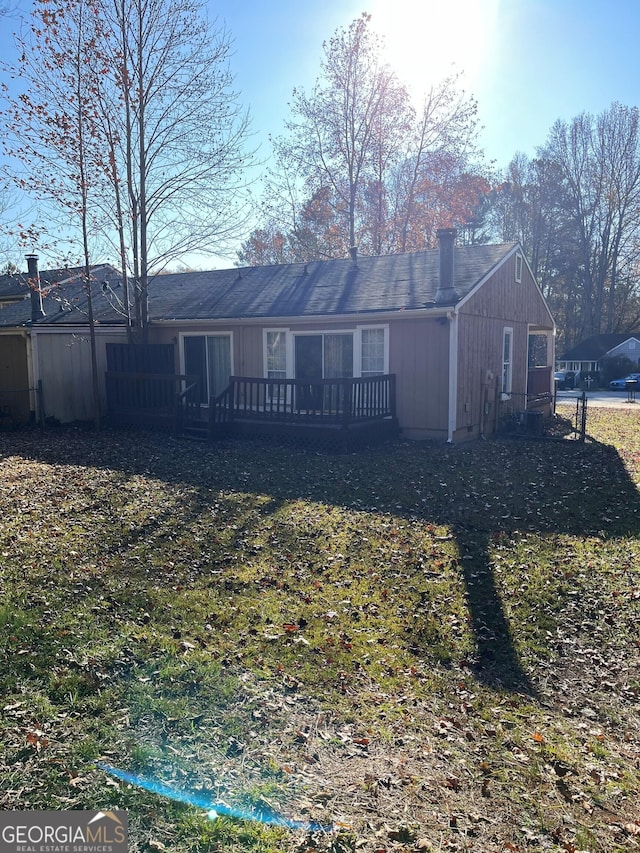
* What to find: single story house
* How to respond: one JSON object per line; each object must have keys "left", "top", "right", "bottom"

{"left": 0, "top": 230, "right": 555, "bottom": 443}
{"left": 558, "top": 333, "right": 640, "bottom": 379}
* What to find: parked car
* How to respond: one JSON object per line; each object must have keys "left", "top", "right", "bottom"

{"left": 554, "top": 370, "right": 576, "bottom": 390}
{"left": 609, "top": 372, "right": 640, "bottom": 390}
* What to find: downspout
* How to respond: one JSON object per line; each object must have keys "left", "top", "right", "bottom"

{"left": 447, "top": 310, "right": 458, "bottom": 443}
{"left": 29, "top": 328, "right": 43, "bottom": 423}
{"left": 25, "top": 255, "right": 44, "bottom": 422}
{"left": 434, "top": 229, "right": 459, "bottom": 443}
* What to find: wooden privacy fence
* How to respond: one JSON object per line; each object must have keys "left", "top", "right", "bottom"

{"left": 105, "top": 371, "right": 200, "bottom": 432}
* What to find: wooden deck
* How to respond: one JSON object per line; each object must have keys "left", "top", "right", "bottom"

{"left": 208, "top": 375, "right": 398, "bottom": 449}
{"left": 106, "top": 372, "right": 399, "bottom": 449}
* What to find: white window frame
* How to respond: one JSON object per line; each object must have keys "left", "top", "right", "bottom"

{"left": 179, "top": 331, "right": 234, "bottom": 403}
{"left": 263, "top": 325, "right": 389, "bottom": 381}
{"left": 357, "top": 324, "right": 389, "bottom": 377}
{"left": 515, "top": 253, "right": 523, "bottom": 283}
{"left": 502, "top": 326, "right": 513, "bottom": 398}
{"left": 265, "top": 329, "right": 288, "bottom": 379}
{"left": 263, "top": 328, "right": 293, "bottom": 403}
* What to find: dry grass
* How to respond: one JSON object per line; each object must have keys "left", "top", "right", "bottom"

{"left": 0, "top": 408, "right": 639, "bottom": 852}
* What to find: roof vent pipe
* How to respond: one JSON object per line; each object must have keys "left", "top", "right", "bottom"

{"left": 435, "top": 228, "right": 458, "bottom": 305}
{"left": 26, "top": 254, "right": 44, "bottom": 321}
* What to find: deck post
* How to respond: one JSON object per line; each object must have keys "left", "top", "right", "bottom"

{"left": 342, "top": 380, "right": 353, "bottom": 429}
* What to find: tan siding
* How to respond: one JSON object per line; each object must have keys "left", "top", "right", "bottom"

{"left": 238, "top": 326, "right": 264, "bottom": 375}
{"left": 0, "top": 334, "right": 30, "bottom": 423}
{"left": 463, "top": 253, "right": 553, "bottom": 327}
{"left": 390, "top": 317, "right": 449, "bottom": 440}
{"left": 155, "top": 317, "right": 452, "bottom": 438}
{"left": 36, "top": 329, "right": 128, "bottom": 422}
{"left": 455, "top": 313, "right": 514, "bottom": 439}
{"left": 455, "top": 257, "right": 554, "bottom": 439}
{"left": 0, "top": 334, "right": 29, "bottom": 390}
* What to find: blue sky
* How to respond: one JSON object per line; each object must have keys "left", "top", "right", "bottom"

{"left": 208, "top": 0, "right": 640, "bottom": 169}
{"left": 2, "top": 0, "right": 640, "bottom": 264}
{"left": 3, "top": 0, "right": 640, "bottom": 166}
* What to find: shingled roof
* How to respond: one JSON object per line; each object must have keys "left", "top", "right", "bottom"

{"left": 146, "top": 242, "right": 517, "bottom": 321}
{"left": 559, "top": 333, "right": 640, "bottom": 361}
{"left": 0, "top": 264, "right": 122, "bottom": 327}
{"left": 0, "top": 243, "right": 519, "bottom": 327}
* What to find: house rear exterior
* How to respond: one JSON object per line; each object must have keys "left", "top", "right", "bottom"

{"left": 0, "top": 232, "right": 555, "bottom": 442}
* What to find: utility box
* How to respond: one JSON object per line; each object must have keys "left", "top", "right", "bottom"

{"left": 520, "top": 409, "right": 544, "bottom": 436}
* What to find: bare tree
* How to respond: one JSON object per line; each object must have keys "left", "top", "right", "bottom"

{"left": 1, "top": 0, "right": 113, "bottom": 425}
{"left": 483, "top": 104, "right": 640, "bottom": 350}
{"left": 2, "top": 0, "right": 254, "bottom": 336}
{"left": 392, "top": 74, "right": 483, "bottom": 253}
{"left": 243, "top": 14, "right": 486, "bottom": 264}
{"left": 273, "top": 13, "right": 409, "bottom": 256}
{"left": 542, "top": 104, "right": 640, "bottom": 340}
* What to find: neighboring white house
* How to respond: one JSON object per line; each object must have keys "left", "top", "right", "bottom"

{"left": 558, "top": 333, "right": 640, "bottom": 379}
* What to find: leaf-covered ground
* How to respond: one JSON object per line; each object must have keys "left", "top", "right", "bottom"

{"left": 0, "top": 406, "right": 639, "bottom": 852}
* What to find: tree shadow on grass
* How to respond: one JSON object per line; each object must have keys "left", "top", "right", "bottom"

{"left": 453, "top": 525, "right": 532, "bottom": 692}
{"left": 404, "top": 435, "right": 640, "bottom": 694}
{"left": 4, "top": 427, "right": 639, "bottom": 697}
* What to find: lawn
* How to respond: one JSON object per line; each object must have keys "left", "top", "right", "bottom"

{"left": 0, "top": 406, "right": 639, "bottom": 853}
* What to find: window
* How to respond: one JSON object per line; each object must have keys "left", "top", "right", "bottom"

{"left": 502, "top": 327, "right": 513, "bottom": 396}
{"left": 183, "top": 334, "right": 232, "bottom": 404}
{"left": 361, "top": 327, "right": 385, "bottom": 376}
{"left": 323, "top": 334, "right": 353, "bottom": 378}
{"left": 515, "top": 253, "right": 523, "bottom": 283}
{"left": 266, "top": 331, "right": 287, "bottom": 380}
{"left": 263, "top": 326, "right": 388, "bottom": 381}
{"left": 528, "top": 333, "right": 547, "bottom": 367}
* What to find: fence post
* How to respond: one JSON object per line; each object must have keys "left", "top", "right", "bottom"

{"left": 580, "top": 391, "right": 587, "bottom": 442}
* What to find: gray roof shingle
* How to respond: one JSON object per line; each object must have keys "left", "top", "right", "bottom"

{"left": 146, "top": 243, "right": 516, "bottom": 321}
{"left": 560, "top": 333, "right": 640, "bottom": 361}
{"left": 0, "top": 244, "right": 518, "bottom": 328}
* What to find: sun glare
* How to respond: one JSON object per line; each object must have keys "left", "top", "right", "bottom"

{"left": 370, "top": 0, "right": 500, "bottom": 99}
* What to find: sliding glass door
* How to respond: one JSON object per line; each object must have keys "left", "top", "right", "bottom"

{"left": 294, "top": 334, "right": 353, "bottom": 410}
{"left": 184, "top": 335, "right": 232, "bottom": 404}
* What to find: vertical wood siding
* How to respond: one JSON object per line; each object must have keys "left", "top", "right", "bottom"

{"left": 0, "top": 334, "right": 30, "bottom": 422}
{"left": 389, "top": 317, "right": 449, "bottom": 439}
{"left": 455, "top": 255, "right": 554, "bottom": 439}
{"left": 36, "top": 330, "right": 128, "bottom": 422}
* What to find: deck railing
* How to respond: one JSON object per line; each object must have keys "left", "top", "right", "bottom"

{"left": 210, "top": 374, "right": 396, "bottom": 432}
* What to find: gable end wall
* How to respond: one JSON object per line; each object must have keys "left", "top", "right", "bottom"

{"left": 454, "top": 254, "right": 553, "bottom": 440}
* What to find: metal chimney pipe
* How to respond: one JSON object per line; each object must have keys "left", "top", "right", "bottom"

{"left": 435, "top": 228, "right": 458, "bottom": 305}
{"left": 26, "top": 254, "right": 44, "bottom": 321}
